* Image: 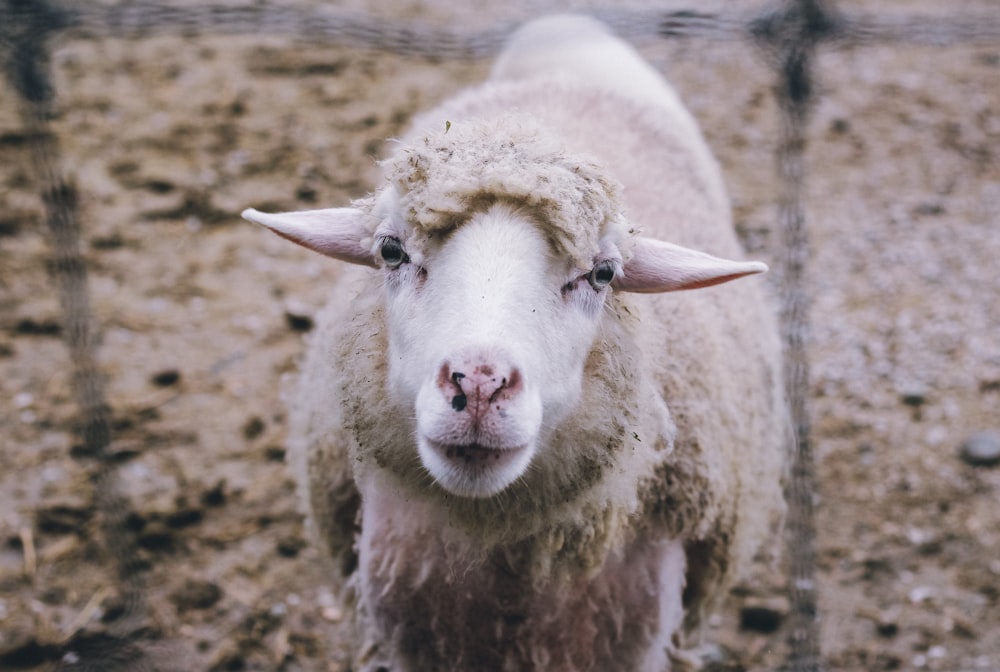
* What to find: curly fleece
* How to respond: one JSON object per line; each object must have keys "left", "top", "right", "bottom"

{"left": 380, "top": 116, "right": 622, "bottom": 268}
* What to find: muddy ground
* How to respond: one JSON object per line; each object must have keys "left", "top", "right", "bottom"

{"left": 1, "top": 1, "right": 999, "bottom": 670}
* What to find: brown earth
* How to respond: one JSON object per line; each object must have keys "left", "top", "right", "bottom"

{"left": 1, "top": 2, "right": 999, "bottom": 671}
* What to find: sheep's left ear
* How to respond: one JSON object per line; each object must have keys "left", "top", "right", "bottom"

{"left": 614, "top": 236, "right": 767, "bottom": 293}
{"left": 242, "top": 207, "right": 377, "bottom": 268}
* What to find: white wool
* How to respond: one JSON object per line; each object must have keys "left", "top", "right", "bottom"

{"left": 379, "top": 115, "right": 623, "bottom": 268}
{"left": 275, "top": 14, "right": 787, "bottom": 672}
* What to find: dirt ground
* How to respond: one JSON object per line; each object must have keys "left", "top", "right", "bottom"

{"left": 1, "top": 1, "right": 999, "bottom": 670}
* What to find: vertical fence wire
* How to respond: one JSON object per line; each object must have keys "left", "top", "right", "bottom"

{"left": 752, "top": 0, "right": 839, "bottom": 669}
{"left": 3, "top": 0, "right": 151, "bottom": 656}
{"left": 774, "top": 45, "right": 822, "bottom": 672}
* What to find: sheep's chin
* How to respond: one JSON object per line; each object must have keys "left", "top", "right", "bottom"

{"left": 418, "top": 437, "right": 535, "bottom": 498}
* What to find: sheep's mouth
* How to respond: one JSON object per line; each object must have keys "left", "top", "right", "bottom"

{"left": 432, "top": 441, "right": 524, "bottom": 467}
{"left": 420, "top": 438, "right": 532, "bottom": 497}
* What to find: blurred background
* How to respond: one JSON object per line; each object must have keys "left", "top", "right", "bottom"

{"left": 1, "top": 1, "right": 998, "bottom": 670}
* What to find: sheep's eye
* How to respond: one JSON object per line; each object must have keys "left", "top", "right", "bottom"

{"left": 588, "top": 260, "right": 616, "bottom": 290}
{"left": 379, "top": 237, "right": 409, "bottom": 268}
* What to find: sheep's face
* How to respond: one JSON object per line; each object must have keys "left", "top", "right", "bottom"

{"left": 243, "top": 187, "right": 766, "bottom": 499}
{"left": 375, "top": 202, "right": 620, "bottom": 498}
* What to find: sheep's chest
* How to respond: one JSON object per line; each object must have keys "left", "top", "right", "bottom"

{"left": 353, "top": 489, "right": 685, "bottom": 672}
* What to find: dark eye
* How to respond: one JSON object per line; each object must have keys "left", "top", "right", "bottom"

{"left": 379, "top": 237, "right": 409, "bottom": 268}
{"left": 588, "top": 260, "right": 616, "bottom": 290}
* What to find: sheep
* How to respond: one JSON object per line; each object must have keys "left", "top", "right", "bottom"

{"left": 243, "top": 14, "right": 787, "bottom": 672}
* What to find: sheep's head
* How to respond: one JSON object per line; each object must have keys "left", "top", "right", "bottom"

{"left": 244, "top": 119, "right": 766, "bottom": 499}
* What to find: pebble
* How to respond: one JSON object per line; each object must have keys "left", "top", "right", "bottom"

{"left": 909, "top": 585, "right": 933, "bottom": 604}
{"left": 284, "top": 301, "right": 315, "bottom": 333}
{"left": 150, "top": 368, "right": 181, "bottom": 387}
{"left": 285, "top": 313, "right": 314, "bottom": 332}
{"left": 739, "top": 596, "right": 789, "bottom": 633}
{"left": 276, "top": 536, "right": 307, "bottom": 558}
{"left": 899, "top": 387, "right": 927, "bottom": 407}
{"left": 242, "top": 416, "right": 266, "bottom": 440}
{"left": 876, "top": 619, "right": 899, "bottom": 638}
{"left": 959, "top": 431, "right": 1000, "bottom": 467}
{"left": 170, "top": 578, "right": 223, "bottom": 612}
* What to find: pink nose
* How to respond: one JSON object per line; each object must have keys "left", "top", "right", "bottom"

{"left": 437, "top": 354, "right": 523, "bottom": 422}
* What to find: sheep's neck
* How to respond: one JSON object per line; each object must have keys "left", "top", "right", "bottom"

{"left": 355, "top": 485, "right": 684, "bottom": 671}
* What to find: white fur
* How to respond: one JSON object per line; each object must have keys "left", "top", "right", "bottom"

{"left": 244, "top": 14, "right": 787, "bottom": 672}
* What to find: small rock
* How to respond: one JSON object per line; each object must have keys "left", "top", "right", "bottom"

{"left": 322, "top": 606, "right": 343, "bottom": 623}
{"left": 276, "top": 536, "right": 306, "bottom": 558}
{"left": 899, "top": 387, "right": 927, "bottom": 407}
{"left": 296, "top": 185, "right": 318, "bottom": 203}
{"left": 264, "top": 445, "right": 286, "bottom": 462}
{"left": 171, "top": 578, "right": 223, "bottom": 612}
{"left": 739, "top": 596, "right": 788, "bottom": 633}
{"left": 284, "top": 302, "right": 315, "bottom": 333}
{"left": 165, "top": 507, "right": 204, "bottom": 529}
{"left": 876, "top": 619, "right": 899, "bottom": 638}
{"left": 201, "top": 480, "right": 227, "bottom": 507}
{"left": 829, "top": 118, "right": 851, "bottom": 135}
{"left": 914, "top": 202, "right": 945, "bottom": 217}
{"left": 697, "top": 642, "right": 728, "bottom": 666}
{"left": 150, "top": 368, "right": 181, "bottom": 387}
{"left": 91, "top": 233, "right": 126, "bottom": 250}
{"left": 138, "top": 524, "right": 175, "bottom": 551}
{"left": 959, "top": 431, "right": 1000, "bottom": 467}
{"left": 242, "top": 416, "right": 265, "bottom": 441}
{"left": 14, "top": 318, "right": 61, "bottom": 336}
{"left": 978, "top": 52, "right": 1000, "bottom": 67}
{"left": 908, "top": 585, "right": 933, "bottom": 604}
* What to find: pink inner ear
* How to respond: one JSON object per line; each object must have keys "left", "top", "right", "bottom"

{"left": 614, "top": 237, "right": 767, "bottom": 294}
{"left": 242, "top": 207, "right": 377, "bottom": 268}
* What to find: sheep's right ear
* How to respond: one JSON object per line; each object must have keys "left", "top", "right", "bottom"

{"left": 242, "top": 207, "right": 377, "bottom": 268}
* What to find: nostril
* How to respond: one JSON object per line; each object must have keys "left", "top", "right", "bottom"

{"left": 506, "top": 368, "right": 522, "bottom": 394}
{"left": 488, "top": 369, "right": 521, "bottom": 403}
{"left": 441, "top": 366, "right": 469, "bottom": 412}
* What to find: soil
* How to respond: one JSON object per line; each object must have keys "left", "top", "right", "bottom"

{"left": 1, "top": 1, "right": 999, "bottom": 671}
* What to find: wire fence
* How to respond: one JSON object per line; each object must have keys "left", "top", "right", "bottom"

{"left": 3, "top": 0, "right": 999, "bottom": 670}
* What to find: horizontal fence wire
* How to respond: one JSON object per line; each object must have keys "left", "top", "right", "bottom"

{"left": 3, "top": 1, "right": 1000, "bottom": 54}
{"left": 2, "top": 0, "right": 998, "bottom": 670}
{"left": 836, "top": 12, "right": 1000, "bottom": 46}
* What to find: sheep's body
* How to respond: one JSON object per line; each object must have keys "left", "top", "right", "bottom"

{"left": 270, "top": 15, "right": 786, "bottom": 672}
